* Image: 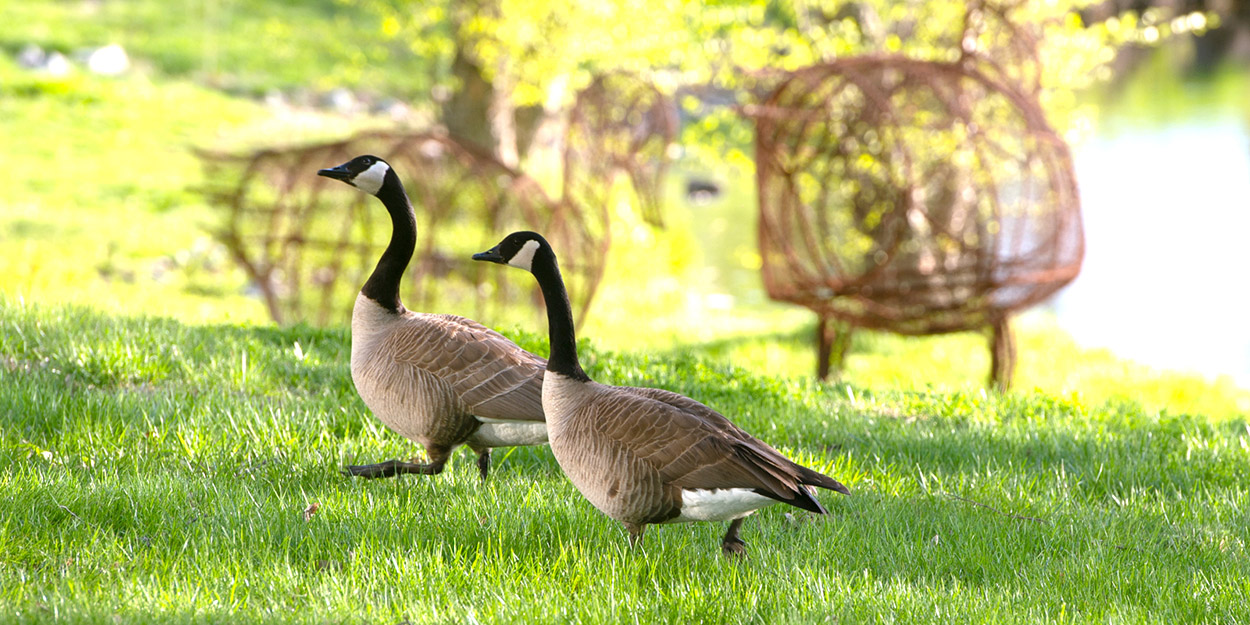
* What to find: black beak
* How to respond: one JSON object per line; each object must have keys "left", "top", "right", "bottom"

{"left": 472, "top": 246, "right": 505, "bottom": 264}
{"left": 317, "top": 164, "right": 353, "bottom": 182}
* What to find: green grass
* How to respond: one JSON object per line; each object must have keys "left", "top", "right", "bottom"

{"left": 0, "top": 49, "right": 267, "bottom": 325}
{"left": 0, "top": 0, "right": 433, "bottom": 99}
{"left": 0, "top": 2, "right": 424, "bottom": 327}
{"left": 0, "top": 48, "right": 399, "bottom": 327}
{"left": 650, "top": 312, "right": 1250, "bottom": 421}
{"left": 3, "top": 296, "right": 1249, "bottom": 623}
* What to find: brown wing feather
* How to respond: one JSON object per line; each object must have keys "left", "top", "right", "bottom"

{"left": 381, "top": 313, "right": 546, "bottom": 422}
{"left": 622, "top": 387, "right": 840, "bottom": 489}
{"left": 584, "top": 386, "right": 843, "bottom": 505}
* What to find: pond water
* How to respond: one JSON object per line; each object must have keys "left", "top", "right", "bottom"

{"left": 1053, "top": 61, "right": 1250, "bottom": 387}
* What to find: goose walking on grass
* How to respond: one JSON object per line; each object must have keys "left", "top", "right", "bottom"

{"left": 473, "top": 231, "right": 849, "bottom": 555}
{"left": 317, "top": 155, "right": 547, "bottom": 480}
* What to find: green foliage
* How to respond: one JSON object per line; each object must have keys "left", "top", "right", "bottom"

{"left": 355, "top": 0, "right": 1197, "bottom": 169}
{"left": 359, "top": 0, "right": 693, "bottom": 106}
{"left": 2, "top": 298, "right": 1248, "bottom": 623}
{"left": 357, "top": 0, "right": 1133, "bottom": 111}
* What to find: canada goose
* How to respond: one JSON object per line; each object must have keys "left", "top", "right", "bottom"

{"left": 317, "top": 155, "right": 547, "bottom": 480}
{"left": 473, "top": 231, "right": 849, "bottom": 555}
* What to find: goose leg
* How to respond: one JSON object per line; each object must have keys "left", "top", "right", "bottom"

{"left": 721, "top": 518, "right": 748, "bottom": 557}
{"left": 475, "top": 448, "right": 492, "bottom": 481}
{"left": 343, "top": 447, "right": 451, "bottom": 478}
{"left": 342, "top": 458, "right": 448, "bottom": 478}
{"left": 625, "top": 523, "right": 646, "bottom": 549}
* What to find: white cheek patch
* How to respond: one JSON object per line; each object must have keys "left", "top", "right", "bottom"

{"left": 353, "top": 161, "right": 390, "bottom": 195}
{"left": 507, "top": 239, "right": 541, "bottom": 271}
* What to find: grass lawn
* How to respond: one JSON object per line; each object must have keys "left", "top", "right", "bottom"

{"left": 0, "top": 0, "right": 433, "bottom": 99}
{"left": 0, "top": 48, "right": 396, "bottom": 328}
{"left": 2, "top": 296, "right": 1248, "bottom": 623}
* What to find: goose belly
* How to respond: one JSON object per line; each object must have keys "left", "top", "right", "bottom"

{"left": 469, "top": 420, "right": 549, "bottom": 447}
{"left": 671, "top": 488, "right": 775, "bottom": 523}
{"left": 549, "top": 433, "right": 675, "bottom": 523}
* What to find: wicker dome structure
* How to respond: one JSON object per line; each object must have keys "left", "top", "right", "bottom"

{"left": 199, "top": 131, "right": 582, "bottom": 326}
{"left": 753, "top": 51, "right": 1083, "bottom": 387}
{"left": 198, "top": 74, "right": 675, "bottom": 328}
{"left": 557, "top": 72, "right": 679, "bottom": 321}
{"left": 563, "top": 72, "right": 678, "bottom": 230}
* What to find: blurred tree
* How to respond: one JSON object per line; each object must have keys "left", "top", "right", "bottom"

{"left": 358, "top": 0, "right": 689, "bottom": 165}
{"left": 355, "top": 0, "right": 1198, "bottom": 164}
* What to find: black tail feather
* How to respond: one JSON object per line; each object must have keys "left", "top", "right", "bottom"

{"left": 754, "top": 486, "right": 829, "bottom": 514}
{"left": 754, "top": 463, "right": 850, "bottom": 513}
{"left": 797, "top": 464, "right": 850, "bottom": 495}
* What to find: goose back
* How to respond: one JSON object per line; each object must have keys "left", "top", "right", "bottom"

{"left": 352, "top": 295, "right": 546, "bottom": 448}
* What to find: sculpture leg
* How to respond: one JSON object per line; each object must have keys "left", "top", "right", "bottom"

{"left": 817, "top": 315, "right": 853, "bottom": 380}
{"left": 989, "top": 316, "right": 1016, "bottom": 391}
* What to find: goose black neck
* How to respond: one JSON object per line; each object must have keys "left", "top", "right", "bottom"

{"left": 360, "top": 170, "right": 414, "bottom": 313}
{"left": 532, "top": 249, "right": 591, "bottom": 382}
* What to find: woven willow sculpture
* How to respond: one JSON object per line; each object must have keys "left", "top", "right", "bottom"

{"left": 753, "top": 40, "right": 1083, "bottom": 387}
{"left": 564, "top": 72, "right": 678, "bottom": 230}
{"left": 200, "top": 74, "right": 674, "bottom": 327}
{"left": 199, "top": 131, "right": 585, "bottom": 326}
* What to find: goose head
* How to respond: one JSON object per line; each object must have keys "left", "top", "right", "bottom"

{"left": 317, "top": 154, "right": 393, "bottom": 196}
{"left": 473, "top": 231, "right": 548, "bottom": 272}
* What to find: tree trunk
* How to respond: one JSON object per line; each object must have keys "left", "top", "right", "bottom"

{"left": 441, "top": 47, "right": 497, "bottom": 154}
{"left": 441, "top": 2, "right": 542, "bottom": 168}
{"left": 489, "top": 63, "right": 519, "bottom": 168}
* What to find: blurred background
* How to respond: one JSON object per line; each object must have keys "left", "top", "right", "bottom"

{"left": 1, "top": 0, "right": 1247, "bottom": 417}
